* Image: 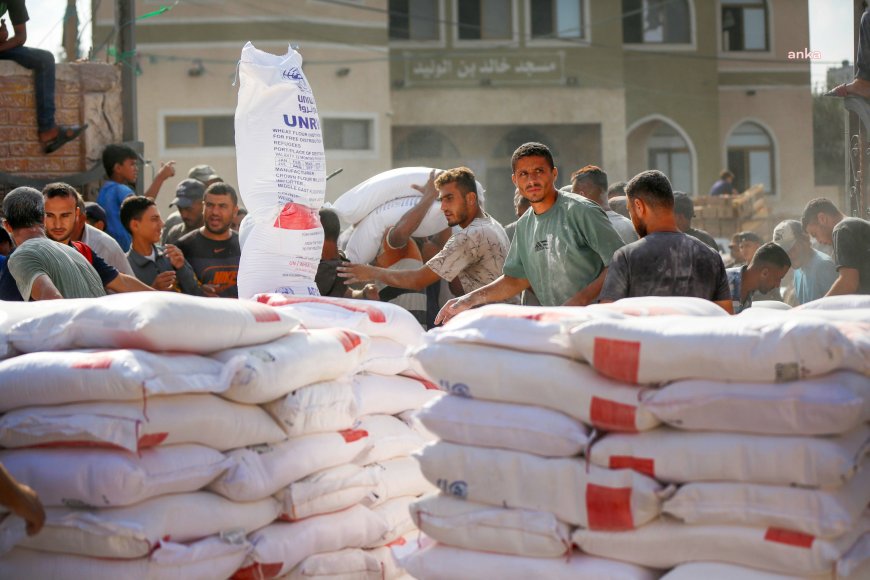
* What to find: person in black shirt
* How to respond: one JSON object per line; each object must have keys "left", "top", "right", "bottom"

{"left": 801, "top": 198, "right": 870, "bottom": 295}
{"left": 599, "top": 170, "right": 733, "bottom": 313}
{"left": 673, "top": 191, "right": 718, "bottom": 251}
{"left": 176, "top": 183, "right": 241, "bottom": 298}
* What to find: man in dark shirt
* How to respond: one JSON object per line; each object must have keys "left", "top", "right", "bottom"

{"left": 801, "top": 198, "right": 870, "bottom": 295}
{"left": 176, "top": 182, "right": 241, "bottom": 298}
{"left": 709, "top": 170, "right": 738, "bottom": 196}
{"left": 673, "top": 191, "right": 718, "bottom": 251}
{"left": 599, "top": 170, "right": 733, "bottom": 313}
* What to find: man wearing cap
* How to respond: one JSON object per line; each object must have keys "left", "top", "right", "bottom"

{"left": 162, "top": 179, "right": 206, "bottom": 246}
{"left": 772, "top": 220, "right": 838, "bottom": 305}
{"left": 673, "top": 192, "right": 718, "bottom": 251}
{"left": 163, "top": 165, "right": 222, "bottom": 241}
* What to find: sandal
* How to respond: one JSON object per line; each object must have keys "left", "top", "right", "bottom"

{"left": 42, "top": 124, "right": 88, "bottom": 154}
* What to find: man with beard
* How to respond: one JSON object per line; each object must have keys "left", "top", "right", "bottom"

{"left": 436, "top": 143, "right": 625, "bottom": 324}
{"left": 598, "top": 170, "right": 732, "bottom": 312}
{"left": 338, "top": 167, "right": 512, "bottom": 302}
{"left": 176, "top": 182, "right": 240, "bottom": 298}
{"left": 42, "top": 183, "right": 154, "bottom": 295}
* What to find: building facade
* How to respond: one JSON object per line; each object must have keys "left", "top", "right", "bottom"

{"left": 93, "top": 0, "right": 813, "bottom": 226}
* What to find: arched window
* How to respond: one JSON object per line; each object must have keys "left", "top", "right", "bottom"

{"left": 721, "top": 0, "right": 769, "bottom": 51}
{"left": 726, "top": 121, "right": 775, "bottom": 194}
{"left": 394, "top": 128, "right": 461, "bottom": 160}
{"left": 623, "top": 0, "right": 691, "bottom": 44}
{"left": 647, "top": 123, "right": 692, "bottom": 193}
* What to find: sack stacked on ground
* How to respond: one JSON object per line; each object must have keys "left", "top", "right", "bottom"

{"left": 234, "top": 42, "right": 326, "bottom": 298}
{"left": 0, "top": 294, "right": 308, "bottom": 578}
{"left": 410, "top": 295, "right": 870, "bottom": 579}
{"left": 209, "top": 294, "right": 436, "bottom": 579}
{"left": 332, "top": 167, "right": 486, "bottom": 265}
{"left": 406, "top": 301, "right": 695, "bottom": 579}
{"left": 566, "top": 296, "right": 870, "bottom": 578}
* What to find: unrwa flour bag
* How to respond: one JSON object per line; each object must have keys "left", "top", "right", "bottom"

{"left": 235, "top": 42, "right": 325, "bottom": 298}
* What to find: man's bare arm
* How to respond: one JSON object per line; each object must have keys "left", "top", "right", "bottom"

{"left": 338, "top": 263, "right": 441, "bottom": 291}
{"left": 105, "top": 273, "right": 156, "bottom": 293}
{"left": 562, "top": 267, "right": 608, "bottom": 307}
{"left": 435, "top": 275, "right": 529, "bottom": 325}
{"left": 30, "top": 274, "right": 63, "bottom": 300}
{"left": 825, "top": 268, "right": 859, "bottom": 296}
{"left": 386, "top": 169, "right": 441, "bottom": 249}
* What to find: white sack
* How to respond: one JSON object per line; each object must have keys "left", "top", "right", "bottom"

{"left": 663, "top": 463, "right": 870, "bottom": 538}
{"left": 569, "top": 310, "right": 869, "bottom": 384}
{"left": 331, "top": 167, "right": 484, "bottom": 225}
{"left": 8, "top": 292, "right": 298, "bottom": 354}
{"left": 796, "top": 295, "right": 870, "bottom": 312}
{"left": 254, "top": 293, "right": 424, "bottom": 347}
{"left": 417, "top": 395, "right": 589, "bottom": 457}
{"left": 572, "top": 515, "right": 870, "bottom": 577}
{"left": 412, "top": 342, "right": 658, "bottom": 432}
{"left": 0, "top": 394, "right": 286, "bottom": 453}
{"left": 368, "top": 456, "right": 437, "bottom": 505}
{"left": 276, "top": 463, "right": 379, "bottom": 521}
{"left": 238, "top": 504, "right": 389, "bottom": 579}
{"left": 0, "top": 444, "right": 230, "bottom": 508}
{"left": 354, "top": 415, "right": 426, "bottom": 466}
{"left": 0, "top": 536, "right": 250, "bottom": 580}
{"left": 359, "top": 337, "right": 411, "bottom": 376}
{"left": 366, "top": 495, "right": 417, "bottom": 548}
{"left": 284, "top": 548, "right": 382, "bottom": 580}
{"left": 345, "top": 196, "right": 448, "bottom": 265}
{"left": 354, "top": 373, "right": 442, "bottom": 417}
{"left": 662, "top": 562, "right": 835, "bottom": 579}
{"left": 264, "top": 379, "right": 356, "bottom": 437}
{"left": 213, "top": 328, "right": 369, "bottom": 404}
{"left": 411, "top": 494, "right": 571, "bottom": 558}
{"left": 401, "top": 543, "right": 660, "bottom": 580}
{"left": 416, "top": 441, "right": 663, "bottom": 530}
{"left": 588, "top": 425, "right": 870, "bottom": 486}
{"left": 0, "top": 349, "right": 243, "bottom": 412}
{"left": 210, "top": 429, "right": 370, "bottom": 501}
{"left": 642, "top": 371, "right": 870, "bottom": 436}
{"left": 3, "top": 492, "right": 277, "bottom": 559}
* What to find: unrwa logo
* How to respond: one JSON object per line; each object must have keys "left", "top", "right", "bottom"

{"left": 282, "top": 67, "right": 312, "bottom": 93}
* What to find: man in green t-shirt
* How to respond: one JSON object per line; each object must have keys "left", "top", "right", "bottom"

{"left": 436, "top": 142, "right": 625, "bottom": 324}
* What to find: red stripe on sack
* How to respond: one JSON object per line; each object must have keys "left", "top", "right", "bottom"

{"left": 255, "top": 295, "right": 388, "bottom": 323}
{"left": 387, "top": 536, "right": 407, "bottom": 547}
{"left": 585, "top": 484, "right": 634, "bottom": 531}
{"left": 609, "top": 456, "right": 655, "bottom": 478}
{"left": 137, "top": 432, "right": 169, "bottom": 448}
{"left": 418, "top": 379, "right": 440, "bottom": 391}
{"left": 31, "top": 440, "right": 128, "bottom": 451}
{"left": 70, "top": 354, "right": 115, "bottom": 370}
{"left": 589, "top": 397, "right": 638, "bottom": 432}
{"left": 339, "top": 429, "right": 368, "bottom": 443}
{"left": 765, "top": 528, "right": 815, "bottom": 549}
{"left": 246, "top": 303, "right": 282, "bottom": 323}
{"left": 334, "top": 330, "right": 363, "bottom": 352}
{"left": 273, "top": 202, "right": 320, "bottom": 231}
{"left": 233, "top": 563, "right": 284, "bottom": 580}
{"left": 593, "top": 338, "right": 641, "bottom": 384}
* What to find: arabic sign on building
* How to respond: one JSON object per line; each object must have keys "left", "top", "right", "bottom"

{"left": 404, "top": 53, "right": 565, "bottom": 86}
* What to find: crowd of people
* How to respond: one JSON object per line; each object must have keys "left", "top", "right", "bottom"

{"left": 0, "top": 141, "right": 867, "bottom": 331}
{"left": 0, "top": 143, "right": 241, "bottom": 301}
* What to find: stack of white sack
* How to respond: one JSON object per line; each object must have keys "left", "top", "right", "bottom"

{"left": 221, "top": 293, "right": 439, "bottom": 579}
{"left": 234, "top": 42, "right": 326, "bottom": 299}
{"left": 331, "top": 167, "right": 486, "bottom": 265}
{"left": 568, "top": 295, "right": 870, "bottom": 578}
{"left": 403, "top": 297, "right": 731, "bottom": 579}
{"left": 0, "top": 293, "right": 303, "bottom": 578}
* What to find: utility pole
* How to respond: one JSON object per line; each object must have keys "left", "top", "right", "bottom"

{"left": 62, "top": 0, "right": 79, "bottom": 62}
{"left": 117, "top": 0, "right": 143, "bottom": 192}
